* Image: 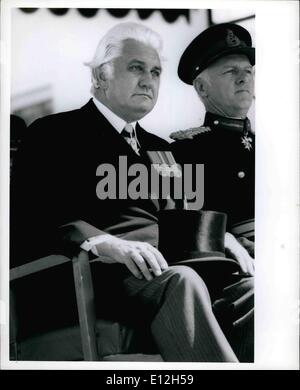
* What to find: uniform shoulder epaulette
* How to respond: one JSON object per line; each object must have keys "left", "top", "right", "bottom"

{"left": 169, "top": 126, "right": 211, "bottom": 141}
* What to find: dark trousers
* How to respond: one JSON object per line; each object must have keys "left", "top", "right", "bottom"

{"left": 91, "top": 263, "right": 254, "bottom": 362}
{"left": 14, "top": 261, "right": 253, "bottom": 362}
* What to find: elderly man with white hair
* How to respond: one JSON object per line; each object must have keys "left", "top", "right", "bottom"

{"left": 11, "top": 22, "right": 253, "bottom": 362}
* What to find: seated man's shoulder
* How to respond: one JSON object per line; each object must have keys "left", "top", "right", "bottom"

{"left": 29, "top": 106, "right": 83, "bottom": 132}
{"left": 170, "top": 138, "right": 192, "bottom": 159}
{"left": 23, "top": 106, "right": 89, "bottom": 150}
{"left": 13, "top": 108, "right": 88, "bottom": 166}
{"left": 170, "top": 127, "right": 212, "bottom": 158}
{"left": 140, "top": 128, "right": 170, "bottom": 150}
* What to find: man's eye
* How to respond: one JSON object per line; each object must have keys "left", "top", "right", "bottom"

{"left": 130, "top": 65, "right": 143, "bottom": 72}
{"left": 151, "top": 70, "right": 161, "bottom": 78}
{"left": 224, "top": 69, "right": 235, "bottom": 74}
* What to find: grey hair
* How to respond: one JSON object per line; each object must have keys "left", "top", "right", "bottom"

{"left": 86, "top": 22, "right": 163, "bottom": 94}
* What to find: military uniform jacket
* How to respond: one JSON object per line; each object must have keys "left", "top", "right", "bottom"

{"left": 171, "top": 112, "right": 255, "bottom": 235}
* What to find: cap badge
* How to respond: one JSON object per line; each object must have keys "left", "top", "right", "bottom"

{"left": 226, "top": 29, "right": 241, "bottom": 47}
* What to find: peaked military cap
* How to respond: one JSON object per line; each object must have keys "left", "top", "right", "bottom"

{"left": 178, "top": 23, "right": 255, "bottom": 85}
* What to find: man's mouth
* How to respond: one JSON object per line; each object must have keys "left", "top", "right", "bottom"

{"left": 134, "top": 93, "right": 152, "bottom": 99}
{"left": 236, "top": 89, "right": 250, "bottom": 94}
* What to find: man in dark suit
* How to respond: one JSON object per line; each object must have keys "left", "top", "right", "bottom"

{"left": 11, "top": 22, "right": 253, "bottom": 362}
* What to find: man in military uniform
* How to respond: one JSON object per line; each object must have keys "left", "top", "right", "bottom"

{"left": 170, "top": 24, "right": 255, "bottom": 361}
{"left": 171, "top": 23, "right": 255, "bottom": 262}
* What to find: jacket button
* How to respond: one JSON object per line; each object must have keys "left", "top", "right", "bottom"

{"left": 238, "top": 171, "right": 245, "bottom": 178}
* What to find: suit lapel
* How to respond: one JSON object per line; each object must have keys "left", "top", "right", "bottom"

{"left": 78, "top": 99, "right": 163, "bottom": 211}
{"left": 80, "top": 99, "right": 144, "bottom": 158}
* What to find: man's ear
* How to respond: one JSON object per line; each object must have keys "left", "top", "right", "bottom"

{"left": 92, "top": 66, "right": 109, "bottom": 90}
{"left": 193, "top": 77, "right": 209, "bottom": 99}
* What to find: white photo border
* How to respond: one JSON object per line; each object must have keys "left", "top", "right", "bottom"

{"left": 1, "top": 0, "right": 299, "bottom": 370}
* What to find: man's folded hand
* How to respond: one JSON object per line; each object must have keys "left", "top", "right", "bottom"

{"left": 225, "top": 232, "right": 254, "bottom": 276}
{"left": 237, "top": 237, "right": 255, "bottom": 257}
{"left": 96, "top": 236, "right": 169, "bottom": 281}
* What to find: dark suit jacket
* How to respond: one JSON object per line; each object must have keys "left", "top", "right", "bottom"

{"left": 10, "top": 99, "right": 172, "bottom": 267}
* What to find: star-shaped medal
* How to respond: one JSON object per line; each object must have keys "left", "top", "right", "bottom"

{"left": 241, "top": 135, "right": 253, "bottom": 151}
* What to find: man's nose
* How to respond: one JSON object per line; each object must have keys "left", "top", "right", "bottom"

{"left": 139, "top": 71, "right": 154, "bottom": 89}
{"left": 236, "top": 70, "right": 252, "bottom": 85}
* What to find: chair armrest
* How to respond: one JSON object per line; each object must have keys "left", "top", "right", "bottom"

{"left": 10, "top": 250, "right": 99, "bottom": 361}
{"left": 10, "top": 255, "right": 71, "bottom": 281}
{"left": 72, "top": 250, "right": 99, "bottom": 360}
{"left": 10, "top": 255, "right": 71, "bottom": 359}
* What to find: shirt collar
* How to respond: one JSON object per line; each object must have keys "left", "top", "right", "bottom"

{"left": 204, "top": 112, "right": 252, "bottom": 135}
{"left": 92, "top": 97, "right": 137, "bottom": 133}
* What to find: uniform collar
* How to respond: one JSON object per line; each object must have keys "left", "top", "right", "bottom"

{"left": 92, "top": 97, "right": 137, "bottom": 133}
{"left": 204, "top": 112, "right": 252, "bottom": 135}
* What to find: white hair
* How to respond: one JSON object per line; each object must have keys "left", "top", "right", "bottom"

{"left": 86, "top": 22, "right": 163, "bottom": 93}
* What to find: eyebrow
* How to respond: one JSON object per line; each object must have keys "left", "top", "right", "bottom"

{"left": 152, "top": 66, "right": 162, "bottom": 73}
{"left": 128, "top": 59, "right": 162, "bottom": 72}
{"left": 222, "top": 64, "right": 253, "bottom": 69}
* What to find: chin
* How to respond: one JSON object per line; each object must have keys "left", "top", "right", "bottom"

{"left": 234, "top": 102, "right": 252, "bottom": 112}
{"left": 136, "top": 104, "right": 154, "bottom": 115}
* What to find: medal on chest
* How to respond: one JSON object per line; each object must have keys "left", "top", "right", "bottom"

{"left": 241, "top": 134, "right": 253, "bottom": 151}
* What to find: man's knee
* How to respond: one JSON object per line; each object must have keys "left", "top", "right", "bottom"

{"left": 168, "top": 264, "right": 201, "bottom": 279}
{"left": 166, "top": 265, "right": 209, "bottom": 294}
{"left": 239, "top": 276, "right": 254, "bottom": 292}
{"left": 224, "top": 276, "right": 254, "bottom": 298}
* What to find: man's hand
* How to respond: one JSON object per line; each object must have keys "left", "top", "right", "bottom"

{"left": 237, "top": 237, "right": 255, "bottom": 257}
{"left": 225, "top": 232, "right": 254, "bottom": 276}
{"left": 96, "top": 236, "right": 169, "bottom": 281}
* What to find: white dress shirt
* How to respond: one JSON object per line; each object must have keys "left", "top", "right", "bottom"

{"left": 92, "top": 97, "right": 137, "bottom": 134}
